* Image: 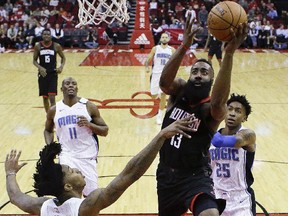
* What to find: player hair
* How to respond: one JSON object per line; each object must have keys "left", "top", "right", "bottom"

{"left": 41, "top": 28, "right": 51, "bottom": 34}
{"left": 33, "top": 142, "right": 64, "bottom": 197}
{"left": 193, "top": 58, "right": 214, "bottom": 76}
{"left": 227, "top": 93, "right": 252, "bottom": 119}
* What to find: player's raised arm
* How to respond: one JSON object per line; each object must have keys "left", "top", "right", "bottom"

{"left": 159, "top": 12, "right": 200, "bottom": 96}
{"left": 210, "top": 23, "right": 248, "bottom": 123}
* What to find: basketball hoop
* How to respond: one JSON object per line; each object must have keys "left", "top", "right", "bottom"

{"left": 76, "top": 0, "right": 130, "bottom": 28}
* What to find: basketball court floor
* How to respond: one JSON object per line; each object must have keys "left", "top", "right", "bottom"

{"left": 0, "top": 45, "right": 287, "bottom": 215}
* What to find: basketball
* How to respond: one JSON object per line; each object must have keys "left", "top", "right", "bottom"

{"left": 207, "top": 1, "right": 247, "bottom": 42}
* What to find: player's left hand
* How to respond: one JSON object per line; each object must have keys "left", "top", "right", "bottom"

{"left": 225, "top": 23, "right": 248, "bottom": 54}
{"left": 77, "top": 116, "right": 90, "bottom": 127}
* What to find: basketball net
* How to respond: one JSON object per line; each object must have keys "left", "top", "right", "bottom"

{"left": 76, "top": 0, "right": 130, "bottom": 28}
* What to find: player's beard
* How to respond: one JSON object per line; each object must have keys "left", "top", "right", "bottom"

{"left": 183, "top": 80, "right": 212, "bottom": 104}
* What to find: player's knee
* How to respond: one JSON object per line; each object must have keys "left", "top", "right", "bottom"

{"left": 192, "top": 194, "right": 220, "bottom": 216}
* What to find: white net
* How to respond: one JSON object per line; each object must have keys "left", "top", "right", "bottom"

{"left": 76, "top": 0, "right": 130, "bottom": 27}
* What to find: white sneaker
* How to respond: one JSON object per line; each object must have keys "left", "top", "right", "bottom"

{"left": 156, "top": 113, "right": 162, "bottom": 125}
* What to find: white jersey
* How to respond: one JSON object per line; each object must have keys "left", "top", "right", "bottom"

{"left": 54, "top": 98, "right": 98, "bottom": 159}
{"left": 40, "top": 198, "right": 84, "bottom": 216}
{"left": 210, "top": 127, "right": 256, "bottom": 215}
{"left": 209, "top": 127, "right": 255, "bottom": 192}
{"left": 152, "top": 45, "right": 173, "bottom": 74}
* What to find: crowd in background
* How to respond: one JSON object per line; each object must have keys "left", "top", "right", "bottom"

{"left": 0, "top": 0, "right": 288, "bottom": 52}
{"left": 149, "top": 0, "right": 288, "bottom": 49}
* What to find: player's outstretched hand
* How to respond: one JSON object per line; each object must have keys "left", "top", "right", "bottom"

{"left": 160, "top": 117, "right": 197, "bottom": 139}
{"left": 225, "top": 23, "right": 248, "bottom": 54}
{"left": 182, "top": 12, "right": 201, "bottom": 48}
{"left": 5, "top": 150, "right": 27, "bottom": 175}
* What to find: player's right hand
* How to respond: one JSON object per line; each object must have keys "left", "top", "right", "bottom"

{"left": 39, "top": 67, "right": 47, "bottom": 77}
{"left": 160, "top": 117, "right": 196, "bottom": 139}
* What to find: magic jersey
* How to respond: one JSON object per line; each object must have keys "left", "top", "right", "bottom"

{"left": 209, "top": 127, "right": 255, "bottom": 191}
{"left": 40, "top": 198, "right": 84, "bottom": 216}
{"left": 39, "top": 42, "right": 57, "bottom": 74}
{"left": 152, "top": 45, "right": 173, "bottom": 74}
{"left": 160, "top": 96, "right": 213, "bottom": 170}
{"left": 54, "top": 98, "right": 98, "bottom": 159}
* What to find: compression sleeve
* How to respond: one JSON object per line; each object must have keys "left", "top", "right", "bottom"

{"left": 211, "top": 132, "right": 236, "bottom": 147}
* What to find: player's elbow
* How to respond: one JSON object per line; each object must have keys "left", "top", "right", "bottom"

{"left": 100, "top": 126, "right": 109, "bottom": 137}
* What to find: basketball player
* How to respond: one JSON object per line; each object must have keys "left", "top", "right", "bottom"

{"left": 5, "top": 118, "right": 194, "bottom": 215}
{"left": 44, "top": 77, "right": 109, "bottom": 197}
{"left": 145, "top": 32, "right": 176, "bottom": 125}
{"left": 156, "top": 12, "right": 248, "bottom": 216}
{"left": 33, "top": 28, "right": 66, "bottom": 113}
{"left": 204, "top": 33, "right": 225, "bottom": 67}
{"left": 210, "top": 93, "right": 256, "bottom": 215}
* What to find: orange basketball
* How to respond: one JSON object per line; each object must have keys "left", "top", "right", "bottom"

{"left": 207, "top": 1, "right": 247, "bottom": 42}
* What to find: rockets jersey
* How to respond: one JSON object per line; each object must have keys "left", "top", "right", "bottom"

{"left": 39, "top": 41, "right": 57, "bottom": 74}
{"left": 152, "top": 45, "right": 173, "bottom": 74}
{"left": 209, "top": 127, "right": 255, "bottom": 191}
{"left": 160, "top": 95, "right": 213, "bottom": 170}
{"left": 54, "top": 98, "right": 98, "bottom": 159}
{"left": 40, "top": 198, "right": 84, "bottom": 216}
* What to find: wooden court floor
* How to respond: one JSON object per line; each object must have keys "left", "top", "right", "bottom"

{"left": 0, "top": 46, "right": 287, "bottom": 214}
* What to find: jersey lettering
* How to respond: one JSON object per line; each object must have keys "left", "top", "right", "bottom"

{"left": 58, "top": 115, "right": 78, "bottom": 127}
{"left": 209, "top": 148, "right": 239, "bottom": 161}
{"left": 40, "top": 49, "right": 55, "bottom": 55}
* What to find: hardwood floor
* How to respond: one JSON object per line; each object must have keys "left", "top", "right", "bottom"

{"left": 0, "top": 47, "right": 287, "bottom": 214}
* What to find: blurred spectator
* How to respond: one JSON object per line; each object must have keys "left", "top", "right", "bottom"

{"left": 0, "top": 23, "right": 9, "bottom": 49}
{"left": 185, "top": 6, "right": 196, "bottom": 22}
{"left": 23, "top": 0, "right": 32, "bottom": 7}
{"left": 264, "top": 22, "right": 276, "bottom": 48}
{"left": 247, "top": 23, "right": 258, "bottom": 48}
{"left": 275, "top": 24, "right": 286, "bottom": 43}
{"left": 7, "top": 24, "right": 17, "bottom": 48}
{"left": 4, "top": 0, "right": 13, "bottom": 16}
{"left": 50, "top": 6, "right": 59, "bottom": 16}
{"left": 49, "top": 0, "right": 59, "bottom": 7}
{"left": 267, "top": 6, "right": 278, "bottom": 20}
{"left": 24, "top": 23, "right": 35, "bottom": 48}
{"left": 34, "top": 22, "right": 44, "bottom": 43}
{"left": 149, "top": 0, "right": 158, "bottom": 17}
{"left": 32, "top": 7, "right": 42, "bottom": 17}
{"left": 166, "top": 3, "right": 175, "bottom": 23}
{"left": 198, "top": 5, "right": 208, "bottom": 27}
{"left": 84, "top": 29, "right": 98, "bottom": 49}
{"left": 175, "top": 2, "right": 184, "bottom": 20}
{"left": 21, "top": 10, "right": 30, "bottom": 22}
{"left": 15, "top": 27, "right": 29, "bottom": 50}
{"left": 0, "top": 6, "right": 8, "bottom": 21}
{"left": 238, "top": 0, "right": 248, "bottom": 11}
{"left": 24, "top": 15, "right": 38, "bottom": 28}
{"left": 52, "top": 23, "right": 64, "bottom": 46}
{"left": 169, "top": 18, "right": 181, "bottom": 29}
{"left": 257, "top": 25, "right": 268, "bottom": 48}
